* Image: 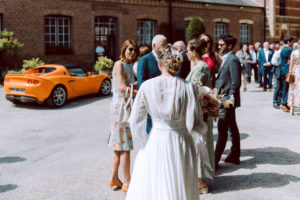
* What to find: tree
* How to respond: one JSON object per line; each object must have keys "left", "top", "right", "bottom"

{"left": 186, "top": 17, "right": 205, "bottom": 42}
{"left": 0, "top": 30, "right": 24, "bottom": 82}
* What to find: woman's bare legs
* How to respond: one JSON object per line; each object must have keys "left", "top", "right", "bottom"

{"left": 111, "top": 150, "right": 123, "bottom": 185}
{"left": 243, "top": 75, "right": 247, "bottom": 91}
{"left": 120, "top": 151, "right": 131, "bottom": 188}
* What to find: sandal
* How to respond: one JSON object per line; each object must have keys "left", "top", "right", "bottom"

{"left": 198, "top": 179, "right": 209, "bottom": 194}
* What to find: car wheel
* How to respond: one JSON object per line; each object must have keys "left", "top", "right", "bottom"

{"left": 46, "top": 86, "right": 67, "bottom": 107}
{"left": 99, "top": 79, "right": 111, "bottom": 96}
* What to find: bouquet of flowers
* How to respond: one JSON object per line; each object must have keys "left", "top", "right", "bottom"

{"left": 94, "top": 56, "right": 114, "bottom": 72}
{"left": 193, "top": 81, "right": 221, "bottom": 122}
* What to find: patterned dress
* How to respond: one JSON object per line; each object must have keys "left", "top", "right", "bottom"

{"left": 108, "top": 62, "right": 135, "bottom": 151}
{"left": 288, "top": 50, "right": 300, "bottom": 107}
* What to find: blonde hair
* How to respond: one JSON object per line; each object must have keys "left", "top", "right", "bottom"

{"left": 157, "top": 44, "right": 182, "bottom": 75}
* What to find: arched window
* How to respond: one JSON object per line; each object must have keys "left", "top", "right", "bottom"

{"left": 214, "top": 23, "right": 227, "bottom": 42}
{"left": 137, "top": 19, "right": 156, "bottom": 45}
{"left": 240, "top": 24, "right": 251, "bottom": 44}
{"left": 0, "top": 14, "right": 3, "bottom": 36}
{"left": 45, "top": 15, "right": 72, "bottom": 54}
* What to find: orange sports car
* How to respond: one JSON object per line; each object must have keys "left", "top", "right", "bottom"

{"left": 4, "top": 64, "right": 112, "bottom": 107}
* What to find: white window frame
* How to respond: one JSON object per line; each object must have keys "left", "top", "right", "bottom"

{"left": 137, "top": 20, "right": 155, "bottom": 45}
{"left": 240, "top": 24, "right": 251, "bottom": 44}
{"left": 45, "top": 16, "right": 71, "bottom": 48}
{"left": 214, "top": 23, "right": 227, "bottom": 42}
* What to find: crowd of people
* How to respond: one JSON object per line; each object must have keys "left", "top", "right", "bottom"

{"left": 107, "top": 32, "right": 299, "bottom": 199}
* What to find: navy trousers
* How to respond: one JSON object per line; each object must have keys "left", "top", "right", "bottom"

{"left": 215, "top": 107, "right": 240, "bottom": 164}
{"left": 273, "top": 75, "right": 283, "bottom": 105}
{"left": 263, "top": 67, "right": 273, "bottom": 89}
{"left": 281, "top": 74, "right": 290, "bottom": 106}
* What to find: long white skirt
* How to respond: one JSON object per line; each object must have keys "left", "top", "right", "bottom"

{"left": 126, "top": 125, "right": 199, "bottom": 200}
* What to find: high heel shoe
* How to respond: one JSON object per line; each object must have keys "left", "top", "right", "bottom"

{"left": 122, "top": 185, "right": 128, "bottom": 193}
{"left": 109, "top": 180, "right": 122, "bottom": 190}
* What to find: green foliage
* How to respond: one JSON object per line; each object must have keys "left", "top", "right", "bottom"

{"left": 187, "top": 17, "right": 206, "bottom": 42}
{"left": 0, "top": 29, "right": 24, "bottom": 51}
{"left": 22, "top": 58, "right": 45, "bottom": 70}
{"left": 94, "top": 56, "right": 114, "bottom": 71}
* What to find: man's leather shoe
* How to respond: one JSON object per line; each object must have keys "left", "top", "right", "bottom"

{"left": 224, "top": 157, "right": 240, "bottom": 165}
{"left": 263, "top": 88, "right": 267, "bottom": 92}
{"left": 280, "top": 105, "right": 290, "bottom": 112}
{"left": 273, "top": 104, "right": 280, "bottom": 109}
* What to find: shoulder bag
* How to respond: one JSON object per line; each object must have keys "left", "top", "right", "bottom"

{"left": 118, "top": 84, "right": 134, "bottom": 127}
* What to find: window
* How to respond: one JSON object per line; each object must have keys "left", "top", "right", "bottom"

{"left": 67, "top": 67, "right": 87, "bottom": 77}
{"left": 214, "top": 23, "right": 227, "bottom": 42}
{"left": 279, "top": 0, "right": 286, "bottom": 16}
{"left": 240, "top": 24, "right": 251, "bottom": 44}
{"left": 95, "top": 16, "right": 117, "bottom": 60}
{"left": 184, "top": 20, "right": 190, "bottom": 43}
{"left": 0, "top": 14, "right": 2, "bottom": 37}
{"left": 137, "top": 20, "right": 155, "bottom": 45}
{"left": 45, "top": 15, "right": 72, "bottom": 54}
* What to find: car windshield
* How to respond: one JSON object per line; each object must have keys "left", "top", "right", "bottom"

{"left": 38, "top": 67, "right": 56, "bottom": 73}
{"left": 68, "top": 68, "right": 87, "bottom": 77}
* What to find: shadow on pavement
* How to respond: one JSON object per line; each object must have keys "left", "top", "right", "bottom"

{"left": 12, "top": 93, "right": 112, "bottom": 110}
{"left": 0, "top": 184, "right": 18, "bottom": 193}
{"left": 213, "top": 133, "right": 249, "bottom": 141}
{"left": 218, "top": 147, "right": 300, "bottom": 175}
{"left": 0, "top": 156, "right": 26, "bottom": 164}
{"left": 208, "top": 173, "right": 300, "bottom": 193}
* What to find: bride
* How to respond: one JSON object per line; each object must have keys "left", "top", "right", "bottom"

{"left": 126, "top": 44, "right": 209, "bottom": 200}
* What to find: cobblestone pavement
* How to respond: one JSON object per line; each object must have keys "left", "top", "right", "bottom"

{"left": 0, "top": 82, "right": 299, "bottom": 200}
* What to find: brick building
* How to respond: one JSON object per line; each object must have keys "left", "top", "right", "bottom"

{"left": 253, "top": 0, "right": 300, "bottom": 42}
{"left": 0, "top": 0, "right": 264, "bottom": 70}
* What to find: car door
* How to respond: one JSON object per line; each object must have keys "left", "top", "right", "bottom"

{"left": 67, "top": 67, "right": 93, "bottom": 96}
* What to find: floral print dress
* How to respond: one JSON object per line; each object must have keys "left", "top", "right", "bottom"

{"left": 108, "top": 62, "right": 135, "bottom": 151}
{"left": 288, "top": 50, "right": 300, "bottom": 107}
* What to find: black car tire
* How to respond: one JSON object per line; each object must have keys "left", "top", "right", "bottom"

{"left": 46, "top": 86, "right": 67, "bottom": 107}
{"left": 99, "top": 79, "right": 111, "bottom": 96}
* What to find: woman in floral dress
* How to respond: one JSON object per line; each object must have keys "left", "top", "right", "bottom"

{"left": 288, "top": 48, "right": 300, "bottom": 115}
{"left": 108, "top": 40, "right": 139, "bottom": 192}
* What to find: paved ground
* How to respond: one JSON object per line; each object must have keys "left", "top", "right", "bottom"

{"left": 0, "top": 82, "right": 299, "bottom": 200}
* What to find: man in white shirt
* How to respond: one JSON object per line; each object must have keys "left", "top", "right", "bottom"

{"left": 258, "top": 42, "right": 274, "bottom": 91}
{"left": 249, "top": 44, "right": 258, "bottom": 84}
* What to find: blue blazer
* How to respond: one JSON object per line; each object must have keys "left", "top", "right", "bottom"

{"left": 137, "top": 52, "right": 161, "bottom": 134}
{"left": 258, "top": 48, "right": 274, "bottom": 75}
{"left": 280, "top": 46, "right": 292, "bottom": 75}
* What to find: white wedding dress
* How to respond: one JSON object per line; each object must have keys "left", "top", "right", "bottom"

{"left": 127, "top": 76, "right": 208, "bottom": 200}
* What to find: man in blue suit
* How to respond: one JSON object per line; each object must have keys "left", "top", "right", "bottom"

{"left": 258, "top": 42, "right": 274, "bottom": 92}
{"left": 137, "top": 34, "right": 167, "bottom": 133}
{"left": 279, "top": 36, "right": 294, "bottom": 112}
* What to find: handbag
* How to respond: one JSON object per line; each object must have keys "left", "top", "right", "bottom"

{"left": 286, "top": 73, "right": 294, "bottom": 83}
{"left": 118, "top": 84, "right": 133, "bottom": 127}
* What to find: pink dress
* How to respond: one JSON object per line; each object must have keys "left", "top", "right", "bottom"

{"left": 288, "top": 50, "right": 300, "bottom": 107}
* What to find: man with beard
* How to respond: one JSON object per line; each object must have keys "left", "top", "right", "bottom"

{"left": 214, "top": 34, "right": 241, "bottom": 170}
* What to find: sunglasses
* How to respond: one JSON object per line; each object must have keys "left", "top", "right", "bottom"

{"left": 218, "top": 43, "right": 226, "bottom": 47}
{"left": 128, "top": 48, "right": 137, "bottom": 53}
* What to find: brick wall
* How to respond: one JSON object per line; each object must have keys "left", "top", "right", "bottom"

{"left": 0, "top": 0, "right": 264, "bottom": 69}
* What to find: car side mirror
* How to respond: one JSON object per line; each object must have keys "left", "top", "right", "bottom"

{"left": 87, "top": 72, "right": 91, "bottom": 76}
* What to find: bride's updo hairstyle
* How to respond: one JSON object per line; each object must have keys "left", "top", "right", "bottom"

{"left": 157, "top": 44, "right": 183, "bottom": 75}
{"left": 188, "top": 38, "right": 207, "bottom": 58}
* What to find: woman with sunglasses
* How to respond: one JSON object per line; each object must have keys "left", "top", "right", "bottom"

{"left": 108, "top": 40, "right": 139, "bottom": 193}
